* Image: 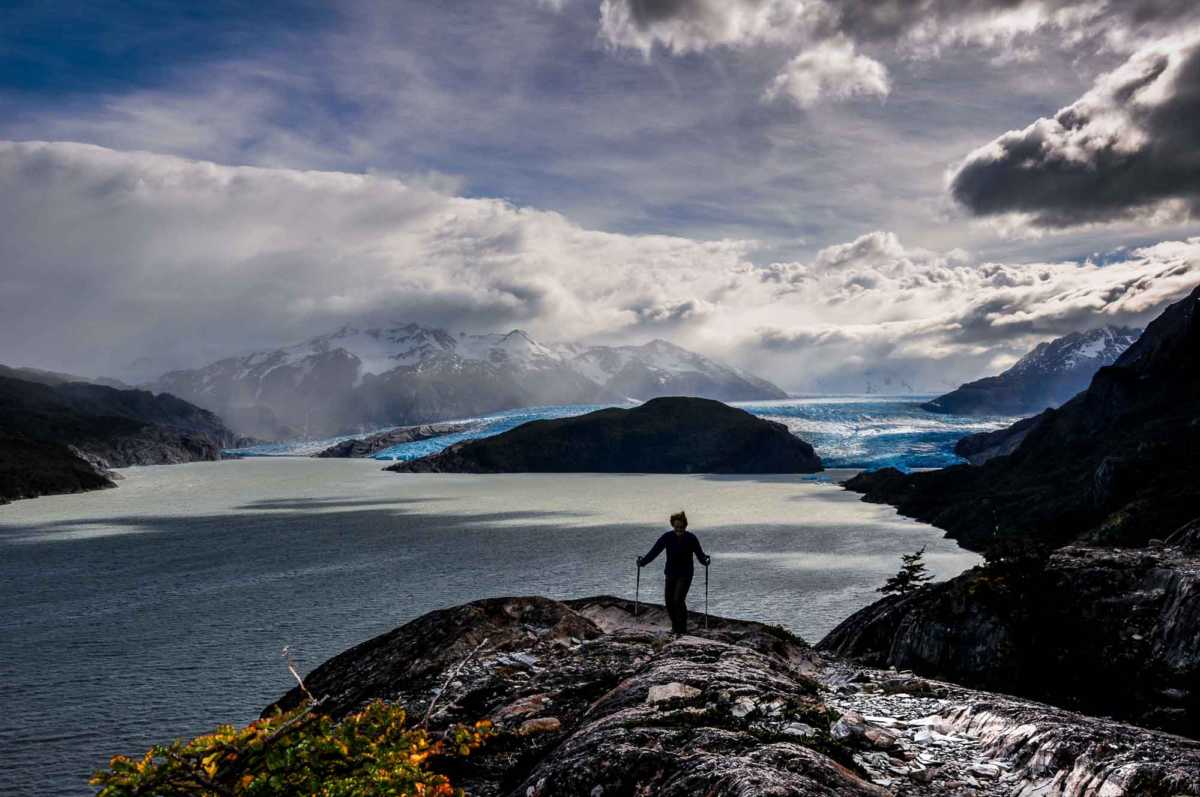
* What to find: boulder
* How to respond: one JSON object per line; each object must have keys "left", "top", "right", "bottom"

{"left": 646, "top": 682, "right": 701, "bottom": 703}
{"left": 517, "top": 717, "right": 562, "bottom": 735}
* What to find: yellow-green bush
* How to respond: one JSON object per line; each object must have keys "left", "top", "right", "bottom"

{"left": 91, "top": 700, "right": 492, "bottom": 796}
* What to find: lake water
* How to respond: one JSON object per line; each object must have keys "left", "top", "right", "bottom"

{"left": 0, "top": 459, "right": 981, "bottom": 795}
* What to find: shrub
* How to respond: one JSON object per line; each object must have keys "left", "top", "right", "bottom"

{"left": 90, "top": 700, "right": 492, "bottom": 797}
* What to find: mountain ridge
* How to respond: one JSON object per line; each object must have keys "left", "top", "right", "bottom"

{"left": 0, "top": 372, "right": 244, "bottom": 503}
{"left": 152, "top": 324, "right": 787, "bottom": 439}
{"left": 922, "top": 325, "right": 1140, "bottom": 416}
{"left": 846, "top": 285, "right": 1199, "bottom": 552}
{"left": 823, "top": 285, "right": 1200, "bottom": 733}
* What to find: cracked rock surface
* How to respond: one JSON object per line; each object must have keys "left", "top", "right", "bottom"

{"left": 821, "top": 663, "right": 1200, "bottom": 796}
{"left": 819, "top": 544, "right": 1200, "bottom": 737}
{"left": 267, "top": 595, "right": 1200, "bottom": 796}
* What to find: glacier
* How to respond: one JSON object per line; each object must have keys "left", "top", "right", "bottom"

{"left": 227, "top": 395, "right": 1021, "bottom": 471}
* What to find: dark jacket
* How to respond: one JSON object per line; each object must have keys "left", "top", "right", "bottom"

{"left": 639, "top": 531, "right": 709, "bottom": 576}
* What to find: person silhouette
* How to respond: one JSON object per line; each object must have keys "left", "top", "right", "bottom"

{"left": 637, "top": 511, "right": 711, "bottom": 635}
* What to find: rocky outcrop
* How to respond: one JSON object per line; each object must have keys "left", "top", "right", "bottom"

{"left": 846, "top": 284, "right": 1200, "bottom": 551}
{"left": 386, "top": 397, "right": 822, "bottom": 474}
{"left": 922, "top": 326, "right": 1139, "bottom": 416}
{"left": 265, "top": 595, "right": 1200, "bottom": 795}
{"left": 313, "top": 421, "right": 478, "bottom": 458}
{"left": 952, "top": 413, "right": 1041, "bottom": 465}
{"left": 73, "top": 425, "right": 228, "bottom": 467}
{"left": 821, "top": 665, "right": 1200, "bottom": 795}
{"left": 267, "top": 595, "right": 877, "bottom": 797}
{"left": 0, "top": 435, "right": 115, "bottom": 504}
{"left": 819, "top": 543, "right": 1200, "bottom": 737}
{"left": 832, "top": 288, "right": 1200, "bottom": 746}
{"left": 0, "top": 372, "right": 244, "bottom": 502}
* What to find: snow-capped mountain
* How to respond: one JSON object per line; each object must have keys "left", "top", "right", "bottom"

{"left": 558, "top": 338, "right": 784, "bottom": 402}
{"left": 152, "top": 324, "right": 786, "bottom": 439}
{"left": 922, "top": 325, "right": 1142, "bottom": 416}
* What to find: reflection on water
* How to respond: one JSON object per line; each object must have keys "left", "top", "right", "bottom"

{"left": 0, "top": 459, "right": 980, "bottom": 795}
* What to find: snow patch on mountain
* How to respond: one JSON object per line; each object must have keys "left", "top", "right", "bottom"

{"left": 152, "top": 324, "right": 786, "bottom": 439}
{"left": 192, "top": 325, "right": 781, "bottom": 392}
{"left": 1008, "top": 326, "right": 1142, "bottom": 377}
{"left": 922, "top": 325, "right": 1142, "bottom": 416}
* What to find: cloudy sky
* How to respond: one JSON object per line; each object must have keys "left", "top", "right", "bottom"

{"left": 2, "top": 1, "right": 1199, "bottom": 391}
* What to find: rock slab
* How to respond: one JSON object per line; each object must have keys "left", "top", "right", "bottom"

{"left": 819, "top": 545, "right": 1200, "bottom": 737}
{"left": 266, "top": 595, "right": 1200, "bottom": 796}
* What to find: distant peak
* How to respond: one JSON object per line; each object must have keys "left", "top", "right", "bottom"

{"left": 313, "top": 324, "right": 359, "bottom": 341}
{"left": 382, "top": 322, "right": 456, "bottom": 341}
{"left": 1010, "top": 324, "right": 1141, "bottom": 375}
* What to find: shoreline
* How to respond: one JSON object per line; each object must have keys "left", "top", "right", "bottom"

{"left": 1, "top": 460, "right": 980, "bottom": 794}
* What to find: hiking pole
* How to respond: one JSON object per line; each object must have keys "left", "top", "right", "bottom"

{"left": 635, "top": 562, "right": 640, "bottom": 618}
{"left": 704, "top": 563, "right": 709, "bottom": 631}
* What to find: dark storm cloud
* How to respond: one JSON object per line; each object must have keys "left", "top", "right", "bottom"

{"left": 949, "top": 36, "right": 1200, "bottom": 228}
{"left": 4, "top": 3, "right": 1200, "bottom": 394}
{"left": 623, "top": 0, "right": 703, "bottom": 25}
{"left": 597, "top": 0, "right": 1200, "bottom": 112}
{"left": 605, "top": 0, "right": 1200, "bottom": 43}
{"left": 627, "top": 298, "right": 713, "bottom": 326}
{"left": 826, "top": 0, "right": 1200, "bottom": 40}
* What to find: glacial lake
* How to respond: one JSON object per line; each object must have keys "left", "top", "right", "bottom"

{"left": 0, "top": 459, "right": 981, "bottom": 795}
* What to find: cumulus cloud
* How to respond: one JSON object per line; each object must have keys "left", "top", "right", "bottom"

{"left": 816, "top": 0, "right": 1181, "bottom": 53}
{"left": 600, "top": 0, "right": 1199, "bottom": 54}
{"left": 0, "top": 141, "right": 752, "bottom": 379}
{"left": 764, "top": 39, "right": 890, "bottom": 107}
{"left": 741, "top": 230, "right": 1200, "bottom": 390}
{"left": 1, "top": 141, "right": 1195, "bottom": 393}
{"left": 595, "top": 0, "right": 1200, "bottom": 108}
{"left": 948, "top": 33, "right": 1200, "bottom": 229}
{"left": 598, "top": 0, "right": 818, "bottom": 54}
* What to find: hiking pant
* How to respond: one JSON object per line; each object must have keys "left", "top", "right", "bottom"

{"left": 665, "top": 572, "right": 693, "bottom": 634}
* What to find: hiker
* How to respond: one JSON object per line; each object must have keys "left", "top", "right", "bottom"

{"left": 637, "top": 510, "right": 711, "bottom": 635}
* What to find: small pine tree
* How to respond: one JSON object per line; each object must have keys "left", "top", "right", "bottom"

{"left": 878, "top": 546, "right": 934, "bottom": 595}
